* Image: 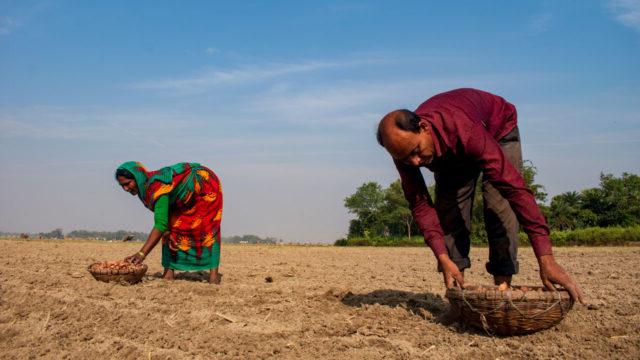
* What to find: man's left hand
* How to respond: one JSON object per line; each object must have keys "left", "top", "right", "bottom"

{"left": 538, "top": 254, "right": 584, "bottom": 304}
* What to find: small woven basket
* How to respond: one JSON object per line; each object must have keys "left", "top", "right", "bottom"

{"left": 446, "top": 285, "right": 573, "bottom": 336}
{"left": 87, "top": 261, "right": 148, "bottom": 284}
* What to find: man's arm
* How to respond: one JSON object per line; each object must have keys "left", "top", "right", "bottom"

{"left": 463, "top": 124, "right": 552, "bottom": 257}
{"left": 394, "top": 159, "right": 465, "bottom": 288}
{"left": 463, "top": 124, "right": 584, "bottom": 302}
{"left": 393, "top": 159, "right": 448, "bottom": 256}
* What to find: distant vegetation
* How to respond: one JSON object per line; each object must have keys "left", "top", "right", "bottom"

{"left": 1, "top": 229, "right": 281, "bottom": 245}
{"left": 336, "top": 226, "right": 640, "bottom": 247}
{"left": 67, "top": 229, "right": 148, "bottom": 240}
{"left": 222, "top": 234, "right": 281, "bottom": 244}
{"left": 339, "top": 167, "right": 640, "bottom": 247}
{"left": 0, "top": 229, "right": 149, "bottom": 241}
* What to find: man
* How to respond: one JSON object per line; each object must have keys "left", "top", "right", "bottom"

{"left": 377, "top": 88, "right": 583, "bottom": 303}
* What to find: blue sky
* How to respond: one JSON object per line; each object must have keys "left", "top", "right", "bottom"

{"left": 1, "top": 1, "right": 639, "bottom": 242}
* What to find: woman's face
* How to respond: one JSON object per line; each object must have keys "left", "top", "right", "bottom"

{"left": 117, "top": 176, "right": 138, "bottom": 196}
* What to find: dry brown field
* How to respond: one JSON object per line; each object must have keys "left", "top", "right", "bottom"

{"left": 0, "top": 238, "right": 638, "bottom": 359}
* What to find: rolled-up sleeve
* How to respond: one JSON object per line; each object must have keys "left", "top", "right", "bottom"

{"left": 463, "top": 124, "right": 553, "bottom": 257}
{"left": 394, "top": 159, "right": 448, "bottom": 256}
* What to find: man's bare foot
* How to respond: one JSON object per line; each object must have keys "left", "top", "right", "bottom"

{"left": 162, "top": 268, "right": 175, "bottom": 280}
{"left": 494, "top": 275, "right": 512, "bottom": 289}
{"left": 209, "top": 269, "right": 221, "bottom": 284}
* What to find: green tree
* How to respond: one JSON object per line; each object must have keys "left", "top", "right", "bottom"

{"left": 382, "top": 180, "right": 416, "bottom": 238}
{"left": 582, "top": 172, "right": 640, "bottom": 227}
{"left": 522, "top": 160, "right": 548, "bottom": 203}
{"left": 39, "top": 228, "right": 64, "bottom": 239}
{"left": 344, "top": 182, "right": 386, "bottom": 237}
{"left": 548, "top": 191, "right": 597, "bottom": 230}
{"left": 546, "top": 172, "right": 640, "bottom": 230}
{"left": 345, "top": 160, "right": 551, "bottom": 241}
{"left": 67, "top": 229, "right": 147, "bottom": 240}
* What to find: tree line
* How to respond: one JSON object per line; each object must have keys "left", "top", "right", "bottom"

{"left": 343, "top": 163, "right": 640, "bottom": 243}
{"left": 2, "top": 229, "right": 151, "bottom": 240}
{"left": 3, "top": 228, "right": 281, "bottom": 244}
{"left": 222, "top": 234, "right": 281, "bottom": 244}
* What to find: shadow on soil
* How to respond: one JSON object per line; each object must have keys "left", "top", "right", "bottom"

{"left": 339, "top": 289, "right": 453, "bottom": 322}
{"left": 148, "top": 271, "right": 223, "bottom": 283}
{"left": 338, "top": 289, "right": 487, "bottom": 334}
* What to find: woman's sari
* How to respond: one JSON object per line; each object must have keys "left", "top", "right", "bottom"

{"left": 117, "top": 161, "right": 223, "bottom": 270}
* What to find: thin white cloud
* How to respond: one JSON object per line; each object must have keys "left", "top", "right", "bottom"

{"left": 108, "top": 122, "right": 166, "bottom": 148}
{"left": 246, "top": 73, "right": 552, "bottom": 127}
{"left": 205, "top": 47, "right": 219, "bottom": 55}
{"left": 128, "top": 60, "right": 358, "bottom": 94}
{"left": 0, "top": 2, "right": 51, "bottom": 36}
{"left": 0, "top": 118, "right": 111, "bottom": 140}
{"left": 125, "top": 53, "right": 432, "bottom": 95}
{"left": 525, "top": 138, "right": 640, "bottom": 147}
{"left": 608, "top": 0, "right": 640, "bottom": 31}
{"left": 326, "top": 3, "right": 371, "bottom": 14}
{"left": 0, "top": 106, "right": 192, "bottom": 145}
{"left": 250, "top": 85, "right": 391, "bottom": 122}
{"left": 529, "top": 13, "right": 553, "bottom": 33}
{"left": 0, "top": 16, "right": 18, "bottom": 35}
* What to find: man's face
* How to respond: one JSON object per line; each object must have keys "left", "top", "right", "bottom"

{"left": 117, "top": 176, "right": 138, "bottom": 196}
{"left": 384, "top": 125, "right": 435, "bottom": 167}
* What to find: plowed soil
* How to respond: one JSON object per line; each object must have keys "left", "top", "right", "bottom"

{"left": 0, "top": 239, "right": 638, "bottom": 359}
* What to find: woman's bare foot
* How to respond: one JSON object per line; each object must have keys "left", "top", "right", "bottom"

{"left": 209, "top": 268, "right": 221, "bottom": 284}
{"left": 162, "top": 268, "right": 175, "bottom": 280}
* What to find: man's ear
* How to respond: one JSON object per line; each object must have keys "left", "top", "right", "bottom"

{"left": 419, "top": 121, "right": 430, "bottom": 134}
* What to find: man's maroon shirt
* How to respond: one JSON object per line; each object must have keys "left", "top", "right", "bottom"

{"left": 394, "top": 88, "right": 552, "bottom": 258}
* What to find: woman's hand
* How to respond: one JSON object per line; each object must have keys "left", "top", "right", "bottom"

{"left": 538, "top": 254, "right": 585, "bottom": 304}
{"left": 123, "top": 229, "right": 163, "bottom": 264}
{"left": 124, "top": 251, "right": 145, "bottom": 264}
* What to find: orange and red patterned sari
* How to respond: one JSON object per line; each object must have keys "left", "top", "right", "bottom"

{"left": 117, "top": 162, "right": 223, "bottom": 270}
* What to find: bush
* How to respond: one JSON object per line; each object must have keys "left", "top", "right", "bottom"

{"left": 334, "top": 238, "right": 348, "bottom": 246}
{"left": 338, "top": 236, "right": 423, "bottom": 247}
{"left": 520, "top": 226, "right": 640, "bottom": 246}
{"left": 339, "top": 226, "right": 640, "bottom": 247}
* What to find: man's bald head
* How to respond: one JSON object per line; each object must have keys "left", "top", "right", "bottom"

{"left": 377, "top": 109, "right": 435, "bottom": 166}
{"left": 376, "top": 109, "right": 422, "bottom": 147}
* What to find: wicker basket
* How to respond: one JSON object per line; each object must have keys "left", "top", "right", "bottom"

{"left": 87, "top": 261, "right": 148, "bottom": 284}
{"left": 446, "top": 285, "right": 573, "bottom": 336}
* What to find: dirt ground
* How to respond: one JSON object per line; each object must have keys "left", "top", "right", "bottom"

{"left": 0, "top": 239, "right": 638, "bottom": 359}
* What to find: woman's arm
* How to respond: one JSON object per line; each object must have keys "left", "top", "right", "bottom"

{"left": 125, "top": 196, "right": 169, "bottom": 264}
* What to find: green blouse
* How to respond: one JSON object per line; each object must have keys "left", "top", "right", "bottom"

{"left": 153, "top": 195, "right": 169, "bottom": 232}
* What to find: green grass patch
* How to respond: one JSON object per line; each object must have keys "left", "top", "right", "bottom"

{"left": 336, "top": 226, "right": 640, "bottom": 247}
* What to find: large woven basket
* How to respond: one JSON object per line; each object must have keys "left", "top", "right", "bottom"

{"left": 446, "top": 285, "right": 573, "bottom": 336}
{"left": 87, "top": 261, "right": 148, "bottom": 284}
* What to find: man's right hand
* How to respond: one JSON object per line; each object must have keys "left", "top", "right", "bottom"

{"left": 438, "top": 254, "right": 464, "bottom": 289}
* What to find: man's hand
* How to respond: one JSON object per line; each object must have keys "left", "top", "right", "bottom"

{"left": 438, "top": 254, "right": 464, "bottom": 289}
{"left": 124, "top": 251, "right": 145, "bottom": 264}
{"left": 538, "top": 254, "right": 584, "bottom": 304}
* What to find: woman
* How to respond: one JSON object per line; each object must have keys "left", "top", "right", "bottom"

{"left": 115, "top": 161, "right": 223, "bottom": 284}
